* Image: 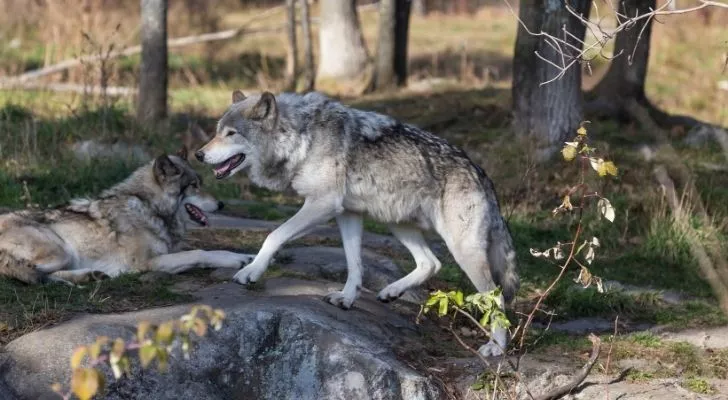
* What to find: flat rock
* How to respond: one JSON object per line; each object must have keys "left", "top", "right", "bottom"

{"left": 0, "top": 279, "right": 444, "bottom": 400}
{"left": 277, "top": 246, "right": 426, "bottom": 304}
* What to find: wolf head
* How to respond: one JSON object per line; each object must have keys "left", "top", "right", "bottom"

{"left": 153, "top": 146, "right": 223, "bottom": 226}
{"left": 194, "top": 90, "right": 278, "bottom": 180}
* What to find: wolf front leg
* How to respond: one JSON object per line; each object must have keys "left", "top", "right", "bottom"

{"left": 150, "top": 250, "right": 255, "bottom": 274}
{"left": 323, "top": 212, "right": 363, "bottom": 309}
{"left": 233, "top": 196, "right": 341, "bottom": 285}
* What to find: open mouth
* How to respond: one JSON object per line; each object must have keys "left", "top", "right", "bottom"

{"left": 213, "top": 154, "right": 245, "bottom": 179}
{"left": 185, "top": 203, "right": 208, "bottom": 226}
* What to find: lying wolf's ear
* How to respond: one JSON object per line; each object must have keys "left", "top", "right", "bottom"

{"left": 153, "top": 154, "right": 181, "bottom": 182}
{"left": 249, "top": 91, "right": 278, "bottom": 131}
{"left": 176, "top": 145, "right": 189, "bottom": 161}
{"left": 232, "top": 90, "right": 246, "bottom": 104}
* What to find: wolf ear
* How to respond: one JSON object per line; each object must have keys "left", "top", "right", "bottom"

{"left": 249, "top": 91, "right": 278, "bottom": 131}
{"left": 176, "top": 145, "right": 189, "bottom": 161}
{"left": 232, "top": 90, "right": 246, "bottom": 104}
{"left": 153, "top": 154, "right": 181, "bottom": 182}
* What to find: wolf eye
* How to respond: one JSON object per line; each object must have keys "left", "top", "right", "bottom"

{"left": 226, "top": 129, "right": 237, "bottom": 137}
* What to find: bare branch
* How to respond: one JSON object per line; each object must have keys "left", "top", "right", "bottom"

{"left": 502, "top": 0, "right": 728, "bottom": 85}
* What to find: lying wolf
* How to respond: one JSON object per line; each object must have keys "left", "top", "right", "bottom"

{"left": 195, "top": 91, "right": 519, "bottom": 357}
{"left": 0, "top": 147, "right": 254, "bottom": 285}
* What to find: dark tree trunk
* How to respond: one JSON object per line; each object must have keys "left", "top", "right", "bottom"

{"left": 587, "top": 0, "right": 655, "bottom": 119}
{"left": 283, "top": 0, "right": 298, "bottom": 91}
{"left": 373, "top": 0, "right": 412, "bottom": 91}
{"left": 317, "top": 0, "right": 369, "bottom": 81}
{"left": 137, "top": 0, "right": 168, "bottom": 123}
{"left": 511, "top": 0, "right": 591, "bottom": 149}
{"left": 299, "top": 0, "right": 315, "bottom": 92}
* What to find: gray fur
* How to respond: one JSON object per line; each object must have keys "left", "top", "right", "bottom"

{"left": 197, "top": 91, "right": 519, "bottom": 356}
{"left": 0, "top": 153, "right": 254, "bottom": 285}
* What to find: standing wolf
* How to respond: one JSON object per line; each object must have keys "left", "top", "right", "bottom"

{"left": 0, "top": 148, "right": 254, "bottom": 285}
{"left": 195, "top": 91, "right": 519, "bottom": 356}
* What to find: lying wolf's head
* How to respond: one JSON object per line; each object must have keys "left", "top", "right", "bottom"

{"left": 153, "top": 146, "right": 223, "bottom": 226}
{"left": 194, "top": 90, "right": 278, "bottom": 180}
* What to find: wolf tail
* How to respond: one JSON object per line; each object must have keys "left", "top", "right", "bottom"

{"left": 0, "top": 250, "right": 41, "bottom": 284}
{"left": 487, "top": 219, "right": 520, "bottom": 304}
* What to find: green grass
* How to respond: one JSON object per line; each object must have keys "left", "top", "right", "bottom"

{"left": 0, "top": 274, "right": 191, "bottom": 345}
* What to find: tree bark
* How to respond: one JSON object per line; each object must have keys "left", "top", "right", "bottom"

{"left": 587, "top": 0, "right": 655, "bottom": 119}
{"left": 137, "top": 0, "right": 168, "bottom": 123}
{"left": 283, "top": 0, "right": 298, "bottom": 91}
{"left": 316, "top": 0, "right": 369, "bottom": 81}
{"left": 373, "top": 0, "right": 412, "bottom": 91}
{"left": 511, "top": 0, "right": 592, "bottom": 150}
{"left": 413, "top": 0, "right": 427, "bottom": 16}
{"left": 299, "top": 0, "right": 315, "bottom": 92}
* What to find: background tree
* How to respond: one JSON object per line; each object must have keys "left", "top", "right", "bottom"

{"left": 316, "top": 0, "right": 369, "bottom": 83}
{"left": 372, "top": 0, "right": 413, "bottom": 91}
{"left": 283, "top": 0, "right": 298, "bottom": 91}
{"left": 137, "top": 0, "right": 168, "bottom": 123}
{"left": 587, "top": 0, "right": 655, "bottom": 121}
{"left": 511, "top": 0, "right": 592, "bottom": 151}
{"left": 300, "top": 0, "right": 315, "bottom": 92}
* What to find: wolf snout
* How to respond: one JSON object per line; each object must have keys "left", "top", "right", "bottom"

{"left": 194, "top": 150, "right": 205, "bottom": 162}
{"left": 217, "top": 201, "right": 225, "bottom": 210}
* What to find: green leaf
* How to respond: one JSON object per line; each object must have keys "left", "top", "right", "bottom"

{"left": 139, "top": 344, "right": 157, "bottom": 369}
{"left": 454, "top": 291, "right": 464, "bottom": 307}
{"left": 437, "top": 297, "right": 449, "bottom": 317}
{"left": 137, "top": 321, "right": 152, "bottom": 342}
{"left": 157, "top": 347, "right": 169, "bottom": 372}
{"left": 155, "top": 321, "right": 175, "bottom": 345}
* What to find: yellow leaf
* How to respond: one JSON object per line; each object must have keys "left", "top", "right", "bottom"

{"left": 603, "top": 161, "right": 618, "bottom": 176}
{"left": 597, "top": 162, "right": 607, "bottom": 177}
{"left": 71, "top": 346, "right": 87, "bottom": 369}
{"left": 137, "top": 321, "right": 152, "bottom": 342}
{"left": 192, "top": 317, "right": 208, "bottom": 337}
{"left": 88, "top": 343, "right": 102, "bottom": 362}
{"left": 111, "top": 338, "right": 125, "bottom": 358}
{"left": 71, "top": 368, "right": 103, "bottom": 400}
{"left": 577, "top": 126, "right": 587, "bottom": 136}
{"left": 139, "top": 344, "right": 157, "bottom": 368}
{"left": 155, "top": 321, "right": 175, "bottom": 345}
{"left": 561, "top": 145, "right": 577, "bottom": 161}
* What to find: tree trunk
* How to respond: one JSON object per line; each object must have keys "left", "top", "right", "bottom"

{"left": 299, "top": 0, "right": 315, "bottom": 92}
{"left": 511, "top": 0, "right": 591, "bottom": 150}
{"left": 587, "top": 0, "right": 655, "bottom": 119}
{"left": 283, "top": 0, "right": 298, "bottom": 91}
{"left": 316, "top": 0, "right": 369, "bottom": 81}
{"left": 413, "top": 0, "right": 427, "bottom": 16}
{"left": 137, "top": 0, "right": 168, "bottom": 123}
{"left": 373, "top": 0, "right": 412, "bottom": 91}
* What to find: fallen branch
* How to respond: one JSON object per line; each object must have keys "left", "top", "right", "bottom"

{"left": 627, "top": 99, "right": 728, "bottom": 313}
{"left": 652, "top": 165, "right": 728, "bottom": 312}
{"left": 0, "top": 82, "right": 136, "bottom": 96}
{"left": 533, "top": 334, "right": 601, "bottom": 400}
{"left": 0, "top": 5, "right": 287, "bottom": 85}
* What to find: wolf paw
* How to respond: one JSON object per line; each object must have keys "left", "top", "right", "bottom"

{"left": 478, "top": 340, "right": 505, "bottom": 358}
{"left": 90, "top": 271, "right": 110, "bottom": 281}
{"left": 232, "top": 253, "right": 255, "bottom": 268}
{"left": 376, "top": 284, "right": 404, "bottom": 303}
{"left": 232, "top": 264, "right": 265, "bottom": 285}
{"left": 323, "top": 291, "right": 355, "bottom": 310}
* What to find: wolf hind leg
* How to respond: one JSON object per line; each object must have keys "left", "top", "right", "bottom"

{"left": 437, "top": 206, "right": 508, "bottom": 358}
{"left": 324, "top": 212, "right": 363, "bottom": 310}
{"left": 377, "top": 224, "right": 441, "bottom": 302}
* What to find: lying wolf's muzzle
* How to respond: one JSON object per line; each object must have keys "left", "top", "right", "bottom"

{"left": 185, "top": 203, "right": 208, "bottom": 226}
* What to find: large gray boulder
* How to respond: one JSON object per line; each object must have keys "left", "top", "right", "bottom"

{"left": 0, "top": 279, "right": 444, "bottom": 400}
